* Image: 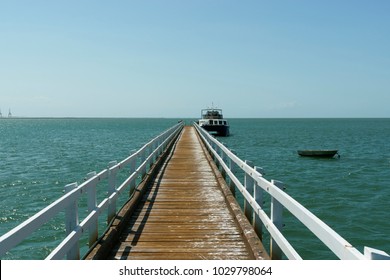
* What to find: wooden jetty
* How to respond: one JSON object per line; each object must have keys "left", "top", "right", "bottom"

{"left": 85, "top": 126, "right": 268, "bottom": 260}
{"left": 1, "top": 121, "right": 388, "bottom": 260}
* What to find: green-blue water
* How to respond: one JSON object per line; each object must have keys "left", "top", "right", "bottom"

{"left": 1, "top": 118, "right": 389, "bottom": 260}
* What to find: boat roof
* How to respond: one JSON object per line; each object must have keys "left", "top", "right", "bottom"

{"left": 201, "top": 108, "right": 224, "bottom": 119}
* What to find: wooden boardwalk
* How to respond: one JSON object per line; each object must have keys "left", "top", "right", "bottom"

{"left": 85, "top": 126, "right": 268, "bottom": 260}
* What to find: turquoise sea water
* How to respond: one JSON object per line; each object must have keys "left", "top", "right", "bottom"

{"left": 1, "top": 118, "right": 389, "bottom": 260}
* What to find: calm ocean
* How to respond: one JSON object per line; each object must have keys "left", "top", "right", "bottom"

{"left": 1, "top": 118, "right": 389, "bottom": 260}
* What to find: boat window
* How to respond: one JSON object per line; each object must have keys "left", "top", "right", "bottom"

{"left": 219, "top": 121, "right": 223, "bottom": 125}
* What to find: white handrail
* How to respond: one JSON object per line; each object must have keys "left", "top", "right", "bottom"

{"left": 194, "top": 122, "right": 388, "bottom": 260}
{"left": 0, "top": 121, "right": 184, "bottom": 259}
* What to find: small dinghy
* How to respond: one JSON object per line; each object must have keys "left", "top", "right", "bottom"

{"left": 297, "top": 150, "right": 339, "bottom": 158}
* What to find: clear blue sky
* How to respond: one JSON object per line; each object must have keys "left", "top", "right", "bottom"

{"left": 1, "top": 1, "right": 389, "bottom": 118}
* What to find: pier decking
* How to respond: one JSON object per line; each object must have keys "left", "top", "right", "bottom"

{"left": 85, "top": 126, "right": 268, "bottom": 260}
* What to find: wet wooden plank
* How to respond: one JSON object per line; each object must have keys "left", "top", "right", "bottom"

{"left": 120, "top": 233, "right": 245, "bottom": 242}
{"left": 112, "top": 241, "right": 251, "bottom": 260}
{"left": 115, "top": 252, "right": 251, "bottom": 260}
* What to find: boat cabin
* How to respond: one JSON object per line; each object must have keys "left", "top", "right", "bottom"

{"left": 198, "top": 108, "right": 230, "bottom": 136}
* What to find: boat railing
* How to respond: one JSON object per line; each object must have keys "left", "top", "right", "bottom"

{"left": 0, "top": 121, "right": 184, "bottom": 260}
{"left": 194, "top": 122, "right": 390, "bottom": 260}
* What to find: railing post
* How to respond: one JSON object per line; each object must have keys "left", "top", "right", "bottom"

{"left": 270, "top": 179, "right": 284, "bottom": 260}
{"left": 213, "top": 143, "right": 220, "bottom": 169}
{"left": 228, "top": 150, "right": 237, "bottom": 197}
{"left": 107, "top": 161, "right": 117, "bottom": 224}
{"left": 152, "top": 140, "right": 158, "bottom": 165}
{"left": 140, "top": 149, "right": 147, "bottom": 178}
{"left": 158, "top": 135, "right": 163, "bottom": 155}
{"left": 148, "top": 142, "right": 154, "bottom": 168}
{"left": 220, "top": 143, "right": 227, "bottom": 179}
{"left": 129, "top": 150, "right": 137, "bottom": 196}
{"left": 253, "top": 166, "right": 264, "bottom": 240}
{"left": 211, "top": 142, "right": 217, "bottom": 163}
{"left": 64, "top": 182, "right": 79, "bottom": 260}
{"left": 86, "top": 172, "right": 98, "bottom": 248}
{"left": 244, "top": 160, "right": 254, "bottom": 222}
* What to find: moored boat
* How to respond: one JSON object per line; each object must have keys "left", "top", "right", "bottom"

{"left": 297, "top": 150, "right": 339, "bottom": 158}
{"left": 197, "top": 107, "right": 230, "bottom": 136}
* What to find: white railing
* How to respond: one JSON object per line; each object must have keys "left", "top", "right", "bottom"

{"left": 0, "top": 121, "right": 184, "bottom": 260}
{"left": 194, "top": 122, "right": 390, "bottom": 260}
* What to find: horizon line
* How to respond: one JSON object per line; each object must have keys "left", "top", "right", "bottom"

{"left": 1, "top": 116, "right": 389, "bottom": 119}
